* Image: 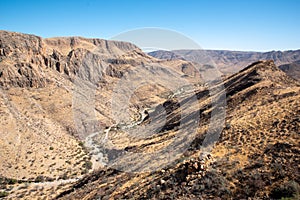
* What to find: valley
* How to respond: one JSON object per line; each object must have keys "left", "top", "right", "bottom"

{"left": 0, "top": 30, "right": 299, "bottom": 199}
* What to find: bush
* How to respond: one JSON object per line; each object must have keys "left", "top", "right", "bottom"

{"left": 78, "top": 141, "right": 84, "bottom": 147}
{"left": 83, "top": 161, "right": 93, "bottom": 170}
{"left": 270, "top": 181, "right": 300, "bottom": 199}
{"left": 0, "top": 191, "right": 8, "bottom": 197}
{"left": 60, "top": 173, "right": 68, "bottom": 180}
{"left": 7, "top": 178, "right": 17, "bottom": 185}
{"left": 35, "top": 175, "right": 45, "bottom": 183}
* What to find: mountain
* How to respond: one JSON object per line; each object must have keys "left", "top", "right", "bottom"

{"left": 0, "top": 30, "right": 140, "bottom": 88}
{"left": 55, "top": 61, "right": 299, "bottom": 199}
{"left": 279, "top": 60, "right": 300, "bottom": 81}
{"left": 0, "top": 31, "right": 198, "bottom": 183}
{"left": 0, "top": 31, "right": 299, "bottom": 199}
{"left": 147, "top": 50, "right": 185, "bottom": 61}
{"left": 0, "top": 30, "right": 205, "bottom": 198}
{"left": 149, "top": 49, "right": 300, "bottom": 74}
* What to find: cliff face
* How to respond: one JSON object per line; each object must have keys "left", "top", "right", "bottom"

{"left": 0, "top": 30, "right": 140, "bottom": 87}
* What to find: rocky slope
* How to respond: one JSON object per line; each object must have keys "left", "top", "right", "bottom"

{"left": 0, "top": 30, "right": 203, "bottom": 199}
{"left": 279, "top": 60, "right": 300, "bottom": 81}
{"left": 54, "top": 61, "right": 299, "bottom": 199}
{"left": 149, "top": 49, "right": 300, "bottom": 74}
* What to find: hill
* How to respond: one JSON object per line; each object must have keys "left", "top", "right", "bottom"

{"left": 55, "top": 60, "right": 300, "bottom": 199}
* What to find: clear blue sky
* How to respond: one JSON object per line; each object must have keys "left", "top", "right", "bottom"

{"left": 1, "top": 0, "right": 299, "bottom": 51}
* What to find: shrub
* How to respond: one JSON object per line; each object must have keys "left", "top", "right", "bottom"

{"left": 270, "top": 181, "right": 300, "bottom": 199}
{"left": 78, "top": 141, "right": 84, "bottom": 147}
{"left": 7, "top": 178, "right": 17, "bottom": 185}
{"left": 83, "top": 161, "right": 93, "bottom": 170}
{"left": 35, "top": 175, "right": 45, "bottom": 182}
{"left": 0, "top": 191, "right": 9, "bottom": 197}
{"left": 59, "top": 173, "right": 68, "bottom": 180}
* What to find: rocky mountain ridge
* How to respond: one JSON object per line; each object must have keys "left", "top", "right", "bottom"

{"left": 0, "top": 30, "right": 141, "bottom": 88}
{"left": 149, "top": 49, "right": 300, "bottom": 74}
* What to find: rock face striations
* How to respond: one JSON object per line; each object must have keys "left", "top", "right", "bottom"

{"left": 0, "top": 30, "right": 140, "bottom": 88}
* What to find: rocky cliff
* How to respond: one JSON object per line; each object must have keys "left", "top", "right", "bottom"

{"left": 0, "top": 30, "right": 140, "bottom": 87}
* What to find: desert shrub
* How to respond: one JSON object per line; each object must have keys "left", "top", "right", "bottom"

{"left": 35, "top": 175, "right": 45, "bottom": 182}
{"left": 65, "top": 160, "right": 71, "bottom": 164}
{"left": 78, "top": 141, "right": 84, "bottom": 147}
{"left": 7, "top": 178, "right": 17, "bottom": 184}
{"left": 59, "top": 173, "right": 68, "bottom": 180}
{"left": 270, "top": 181, "right": 300, "bottom": 199}
{"left": 83, "top": 161, "right": 93, "bottom": 170}
{"left": 0, "top": 191, "right": 8, "bottom": 197}
{"left": 66, "top": 125, "right": 77, "bottom": 136}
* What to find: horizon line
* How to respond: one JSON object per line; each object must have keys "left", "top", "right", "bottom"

{"left": 1, "top": 29, "right": 299, "bottom": 53}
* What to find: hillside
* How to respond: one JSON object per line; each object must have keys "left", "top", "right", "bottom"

{"left": 0, "top": 30, "right": 203, "bottom": 199}
{"left": 149, "top": 49, "right": 300, "bottom": 74}
{"left": 54, "top": 61, "right": 299, "bottom": 199}
{"left": 279, "top": 60, "right": 300, "bottom": 81}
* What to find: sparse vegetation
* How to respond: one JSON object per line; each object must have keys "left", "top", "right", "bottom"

{"left": 270, "top": 181, "right": 300, "bottom": 199}
{"left": 83, "top": 161, "right": 92, "bottom": 170}
{"left": 78, "top": 141, "right": 84, "bottom": 147}
{"left": 0, "top": 191, "right": 9, "bottom": 198}
{"left": 0, "top": 30, "right": 299, "bottom": 199}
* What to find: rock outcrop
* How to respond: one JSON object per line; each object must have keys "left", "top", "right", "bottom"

{"left": 0, "top": 30, "right": 140, "bottom": 88}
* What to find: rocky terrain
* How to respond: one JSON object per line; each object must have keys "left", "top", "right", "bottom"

{"left": 149, "top": 49, "right": 300, "bottom": 74}
{"left": 0, "top": 31, "right": 299, "bottom": 199}
{"left": 53, "top": 60, "right": 300, "bottom": 200}
{"left": 279, "top": 60, "right": 300, "bottom": 81}
{"left": 0, "top": 30, "right": 201, "bottom": 199}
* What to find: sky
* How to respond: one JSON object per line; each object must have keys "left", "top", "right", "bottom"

{"left": 1, "top": 0, "right": 299, "bottom": 51}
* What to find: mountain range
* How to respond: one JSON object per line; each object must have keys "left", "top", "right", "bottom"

{"left": 149, "top": 49, "right": 300, "bottom": 77}
{"left": 0, "top": 30, "right": 299, "bottom": 199}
